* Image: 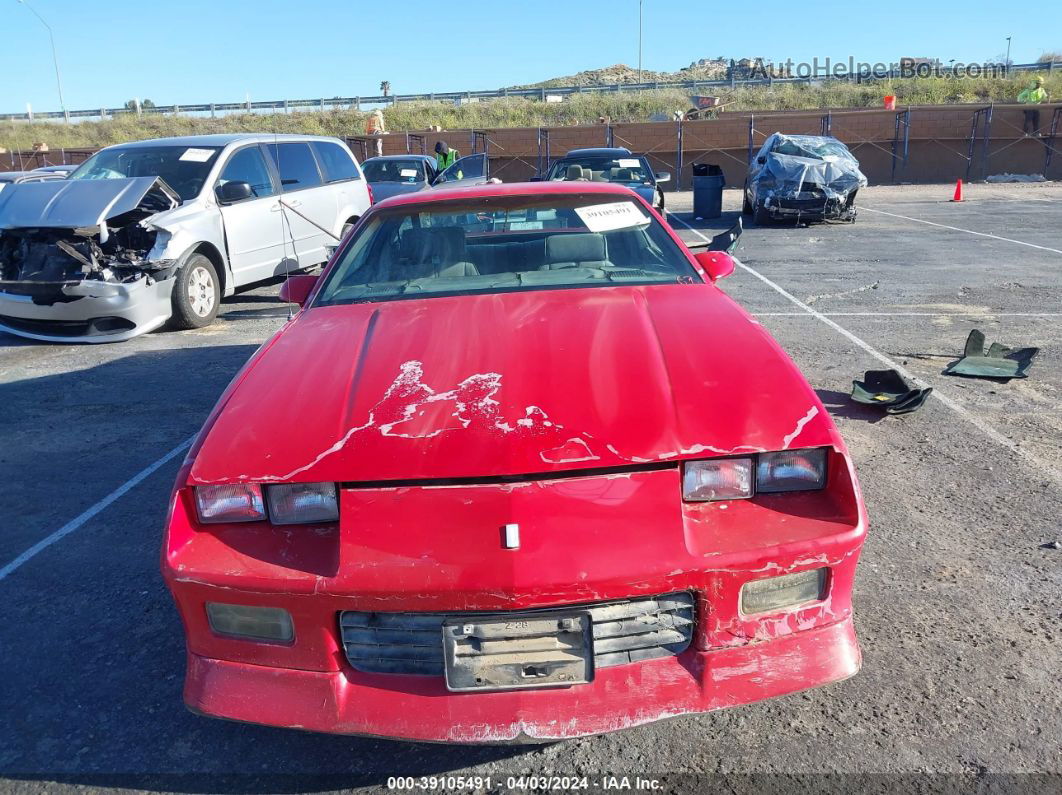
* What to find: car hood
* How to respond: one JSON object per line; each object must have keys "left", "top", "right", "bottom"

{"left": 0, "top": 176, "right": 179, "bottom": 230}
{"left": 369, "top": 182, "right": 427, "bottom": 202}
{"left": 757, "top": 152, "right": 867, "bottom": 197}
{"left": 189, "top": 284, "right": 837, "bottom": 484}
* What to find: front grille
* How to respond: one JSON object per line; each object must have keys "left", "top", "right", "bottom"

{"left": 339, "top": 592, "right": 695, "bottom": 676}
{"left": 0, "top": 314, "right": 135, "bottom": 336}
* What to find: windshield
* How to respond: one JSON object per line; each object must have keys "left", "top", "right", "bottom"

{"left": 363, "top": 159, "right": 426, "bottom": 183}
{"left": 547, "top": 156, "right": 652, "bottom": 185}
{"left": 68, "top": 145, "right": 222, "bottom": 201}
{"left": 771, "top": 137, "right": 852, "bottom": 160}
{"left": 314, "top": 195, "right": 699, "bottom": 306}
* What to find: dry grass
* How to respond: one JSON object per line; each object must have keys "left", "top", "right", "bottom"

{"left": 3, "top": 72, "right": 1059, "bottom": 151}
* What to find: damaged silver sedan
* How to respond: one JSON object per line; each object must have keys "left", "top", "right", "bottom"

{"left": 0, "top": 134, "right": 371, "bottom": 342}
{"left": 743, "top": 133, "right": 868, "bottom": 224}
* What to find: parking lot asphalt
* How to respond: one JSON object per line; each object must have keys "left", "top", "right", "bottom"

{"left": 1, "top": 182, "right": 1060, "bottom": 792}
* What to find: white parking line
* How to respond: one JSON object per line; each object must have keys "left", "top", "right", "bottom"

{"left": 753, "top": 312, "right": 1062, "bottom": 317}
{"left": 861, "top": 207, "right": 1062, "bottom": 255}
{"left": 668, "top": 213, "right": 1062, "bottom": 488}
{"left": 0, "top": 437, "right": 194, "bottom": 581}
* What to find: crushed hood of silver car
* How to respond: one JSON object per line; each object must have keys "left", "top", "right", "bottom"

{"left": 0, "top": 177, "right": 180, "bottom": 305}
{"left": 748, "top": 134, "right": 868, "bottom": 221}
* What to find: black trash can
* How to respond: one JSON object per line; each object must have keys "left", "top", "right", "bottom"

{"left": 692, "top": 164, "right": 724, "bottom": 219}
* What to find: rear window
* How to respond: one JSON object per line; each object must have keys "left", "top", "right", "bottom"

{"left": 265, "top": 142, "right": 322, "bottom": 191}
{"left": 312, "top": 141, "right": 361, "bottom": 183}
{"left": 363, "top": 159, "right": 426, "bottom": 183}
{"left": 313, "top": 195, "right": 699, "bottom": 306}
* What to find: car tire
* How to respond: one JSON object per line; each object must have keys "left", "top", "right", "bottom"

{"left": 170, "top": 254, "right": 220, "bottom": 330}
{"left": 753, "top": 201, "right": 770, "bottom": 226}
{"left": 742, "top": 186, "right": 753, "bottom": 215}
{"left": 656, "top": 189, "right": 665, "bottom": 211}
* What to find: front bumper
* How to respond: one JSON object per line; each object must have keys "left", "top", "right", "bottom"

{"left": 184, "top": 618, "right": 859, "bottom": 742}
{"left": 762, "top": 190, "right": 856, "bottom": 221}
{"left": 164, "top": 461, "right": 866, "bottom": 742}
{"left": 0, "top": 275, "right": 173, "bottom": 343}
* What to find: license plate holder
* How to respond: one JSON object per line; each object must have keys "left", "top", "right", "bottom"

{"left": 442, "top": 610, "right": 594, "bottom": 692}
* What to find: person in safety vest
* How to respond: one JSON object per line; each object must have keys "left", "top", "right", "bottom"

{"left": 434, "top": 141, "right": 459, "bottom": 172}
{"left": 1018, "top": 76, "right": 1048, "bottom": 136}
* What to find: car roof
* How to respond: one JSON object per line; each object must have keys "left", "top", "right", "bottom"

{"left": 0, "top": 171, "right": 55, "bottom": 182}
{"left": 562, "top": 147, "right": 634, "bottom": 158}
{"left": 363, "top": 154, "right": 435, "bottom": 162}
{"left": 98, "top": 133, "right": 348, "bottom": 150}
{"left": 377, "top": 180, "right": 640, "bottom": 209}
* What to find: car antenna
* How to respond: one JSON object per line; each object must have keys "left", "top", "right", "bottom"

{"left": 273, "top": 130, "right": 298, "bottom": 320}
{"left": 9, "top": 119, "right": 26, "bottom": 171}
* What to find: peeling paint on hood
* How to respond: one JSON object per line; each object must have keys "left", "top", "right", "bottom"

{"left": 190, "top": 283, "right": 839, "bottom": 484}
{"left": 0, "top": 176, "right": 179, "bottom": 230}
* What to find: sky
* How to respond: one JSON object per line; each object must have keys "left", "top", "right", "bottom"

{"left": 2, "top": 0, "right": 1059, "bottom": 114}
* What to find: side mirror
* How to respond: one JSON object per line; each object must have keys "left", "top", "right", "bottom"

{"left": 655, "top": 171, "right": 671, "bottom": 184}
{"left": 279, "top": 273, "right": 318, "bottom": 307}
{"left": 756, "top": 156, "right": 766, "bottom": 165}
{"left": 694, "top": 250, "right": 736, "bottom": 282}
{"left": 216, "top": 180, "right": 253, "bottom": 204}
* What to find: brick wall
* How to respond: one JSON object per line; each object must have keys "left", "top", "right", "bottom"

{"left": 4, "top": 103, "right": 1060, "bottom": 185}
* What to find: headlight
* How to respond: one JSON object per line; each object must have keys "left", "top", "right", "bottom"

{"left": 195, "top": 483, "right": 266, "bottom": 524}
{"left": 681, "top": 448, "right": 828, "bottom": 502}
{"left": 756, "top": 449, "right": 827, "bottom": 493}
{"left": 682, "top": 457, "right": 754, "bottom": 501}
{"left": 266, "top": 482, "right": 339, "bottom": 524}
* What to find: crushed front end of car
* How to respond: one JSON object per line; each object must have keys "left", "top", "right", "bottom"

{"left": 0, "top": 177, "right": 182, "bottom": 341}
{"left": 751, "top": 134, "right": 868, "bottom": 223}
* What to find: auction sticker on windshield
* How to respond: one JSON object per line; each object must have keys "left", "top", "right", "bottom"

{"left": 617, "top": 158, "right": 641, "bottom": 168}
{"left": 179, "top": 148, "right": 215, "bottom": 162}
{"left": 575, "top": 201, "right": 650, "bottom": 233}
{"left": 400, "top": 169, "right": 418, "bottom": 178}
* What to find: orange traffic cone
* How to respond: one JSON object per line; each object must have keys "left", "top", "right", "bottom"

{"left": 951, "top": 179, "right": 963, "bottom": 202}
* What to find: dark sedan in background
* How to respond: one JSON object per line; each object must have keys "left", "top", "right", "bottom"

{"left": 361, "top": 155, "right": 438, "bottom": 202}
{"left": 540, "top": 147, "right": 670, "bottom": 209}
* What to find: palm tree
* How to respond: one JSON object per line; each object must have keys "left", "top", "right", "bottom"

{"left": 380, "top": 81, "right": 391, "bottom": 97}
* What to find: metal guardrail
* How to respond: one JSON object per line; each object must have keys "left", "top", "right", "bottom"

{"left": 2, "top": 63, "right": 1056, "bottom": 123}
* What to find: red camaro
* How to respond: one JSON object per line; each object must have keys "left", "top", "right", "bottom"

{"left": 162, "top": 182, "right": 867, "bottom": 742}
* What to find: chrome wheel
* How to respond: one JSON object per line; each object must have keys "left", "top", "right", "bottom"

{"left": 186, "top": 266, "right": 215, "bottom": 318}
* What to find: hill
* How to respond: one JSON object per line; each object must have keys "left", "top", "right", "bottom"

{"left": 510, "top": 59, "right": 733, "bottom": 89}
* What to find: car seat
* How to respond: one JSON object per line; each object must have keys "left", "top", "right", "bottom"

{"left": 542, "top": 233, "right": 609, "bottom": 269}
{"left": 398, "top": 228, "right": 479, "bottom": 279}
{"left": 565, "top": 164, "right": 587, "bottom": 181}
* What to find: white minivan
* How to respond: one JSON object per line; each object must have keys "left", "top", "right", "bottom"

{"left": 0, "top": 134, "right": 372, "bottom": 342}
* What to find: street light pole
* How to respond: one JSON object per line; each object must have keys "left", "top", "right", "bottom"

{"left": 17, "top": 0, "right": 67, "bottom": 120}
{"left": 1005, "top": 36, "right": 1012, "bottom": 71}
{"left": 637, "top": 0, "right": 643, "bottom": 84}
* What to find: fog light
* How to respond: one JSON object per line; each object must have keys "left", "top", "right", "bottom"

{"left": 740, "top": 568, "right": 827, "bottom": 614}
{"left": 206, "top": 603, "right": 294, "bottom": 643}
